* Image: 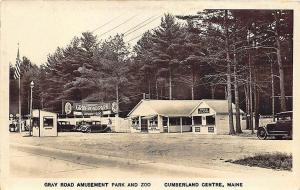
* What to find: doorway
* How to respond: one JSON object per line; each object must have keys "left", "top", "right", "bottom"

{"left": 141, "top": 119, "right": 148, "bottom": 132}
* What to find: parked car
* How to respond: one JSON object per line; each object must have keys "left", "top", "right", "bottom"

{"left": 74, "top": 121, "right": 87, "bottom": 132}
{"left": 257, "top": 111, "right": 292, "bottom": 140}
{"left": 81, "top": 121, "right": 111, "bottom": 133}
{"left": 57, "top": 121, "right": 75, "bottom": 132}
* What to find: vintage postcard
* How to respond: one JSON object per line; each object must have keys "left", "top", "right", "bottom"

{"left": 0, "top": 1, "right": 299, "bottom": 190}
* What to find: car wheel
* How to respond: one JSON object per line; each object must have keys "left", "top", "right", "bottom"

{"left": 257, "top": 128, "right": 267, "bottom": 140}
{"left": 87, "top": 128, "right": 92, "bottom": 133}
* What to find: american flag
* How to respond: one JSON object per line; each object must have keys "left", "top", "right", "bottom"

{"left": 14, "top": 48, "right": 21, "bottom": 79}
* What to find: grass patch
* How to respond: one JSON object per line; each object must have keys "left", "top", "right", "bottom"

{"left": 228, "top": 153, "right": 292, "bottom": 171}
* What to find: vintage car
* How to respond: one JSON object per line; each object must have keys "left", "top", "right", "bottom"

{"left": 74, "top": 121, "right": 87, "bottom": 131}
{"left": 81, "top": 121, "right": 111, "bottom": 133}
{"left": 57, "top": 121, "right": 75, "bottom": 132}
{"left": 257, "top": 111, "right": 292, "bottom": 140}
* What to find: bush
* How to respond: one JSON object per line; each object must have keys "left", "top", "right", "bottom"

{"left": 230, "top": 153, "right": 292, "bottom": 171}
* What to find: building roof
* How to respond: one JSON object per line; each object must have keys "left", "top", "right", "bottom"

{"left": 128, "top": 99, "right": 244, "bottom": 117}
{"left": 195, "top": 99, "right": 244, "bottom": 114}
{"left": 32, "top": 109, "right": 57, "bottom": 117}
{"left": 128, "top": 100, "right": 201, "bottom": 117}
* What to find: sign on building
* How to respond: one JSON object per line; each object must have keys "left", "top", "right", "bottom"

{"left": 64, "top": 101, "right": 117, "bottom": 116}
{"left": 198, "top": 108, "right": 210, "bottom": 114}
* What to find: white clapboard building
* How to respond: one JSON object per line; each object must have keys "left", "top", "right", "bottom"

{"left": 128, "top": 99, "right": 246, "bottom": 134}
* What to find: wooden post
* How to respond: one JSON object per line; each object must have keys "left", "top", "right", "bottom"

{"left": 147, "top": 119, "right": 150, "bottom": 132}
{"left": 180, "top": 117, "right": 183, "bottom": 133}
{"left": 167, "top": 117, "right": 170, "bottom": 133}
{"left": 191, "top": 116, "right": 194, "bottom": 133}
{"left": 139, "top": 116, "right": 141, "bottom": 132}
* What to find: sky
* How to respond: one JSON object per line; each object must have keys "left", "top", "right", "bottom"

{"left": 1, "top": 1, "right": 202, "bottom": 66}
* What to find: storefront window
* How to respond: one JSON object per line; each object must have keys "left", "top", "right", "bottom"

{"left": 206, "top": 115, "right": 215, "bottom": 125}
{"left": 182, "top": 117, "right": 192, "bottom": 125}
{"left": 208, "top": 126, "right": 215, "bottom": 133}
{"left": 132, "top": 118, "right": 139, "bottom": 125}
{"left": 162, "top": 117, "right": 168, "bottom": 126}
{"left": 169, "top": 117, "right": 180, "bottom": 125}
{"left": 193, "top": 116, "right": 202, "bottom": 125}
{"left": 149, "top": 116, "right": 158, "bottom": 126}
{"left": 43, "top": 117, "right": 54, "bottom": 128}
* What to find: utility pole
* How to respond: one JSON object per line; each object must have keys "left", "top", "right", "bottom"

{"left": 169, "top": 69, "right": 172, "bottom": 100}
{"left": 41, "top": 97, "right": 44, "bottom": 109}
{"left": 29, "top": 81, "right": 34, "bottom": 136}
{"left": 249, "top": 54, "right": 254, "bottom": 134}
{"left": 115, "top": 84, "right": 119, "bottom": 132}
{"left": 271, "top": 61, "right": 275, "bottom": 121}
{"left": 116, "top": 84, "right": 119, "bottom": 117}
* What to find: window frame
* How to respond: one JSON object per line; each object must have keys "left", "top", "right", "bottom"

{"left": 43, "top": 116, "right": 54, "bottom": 128}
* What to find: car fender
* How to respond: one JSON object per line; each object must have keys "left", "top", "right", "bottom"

{"left": 258, "top": 126, "right": 269, "bottom": 135}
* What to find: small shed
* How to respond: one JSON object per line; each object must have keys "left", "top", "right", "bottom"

{"left": 32, "top": 109, "right": 58, "bottom": 137}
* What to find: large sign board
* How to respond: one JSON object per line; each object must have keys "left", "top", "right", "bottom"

{"left": 64, "top": 101, "right": 118, "bottom": 116}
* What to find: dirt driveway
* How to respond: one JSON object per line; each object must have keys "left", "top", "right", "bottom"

{"left": 9, "top": 131, "right": 292, "bottom": 172}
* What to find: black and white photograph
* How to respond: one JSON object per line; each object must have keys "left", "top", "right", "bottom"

{"left": 0, "top": 1, "right": 299, "bottom": 190}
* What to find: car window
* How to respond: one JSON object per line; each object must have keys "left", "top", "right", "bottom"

{"left": 277, "top": 116, "right": 292, "bottom": 121}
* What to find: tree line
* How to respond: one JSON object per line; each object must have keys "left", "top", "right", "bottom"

{"left": 9, "top": 9, "right": 293, "bottom": 134}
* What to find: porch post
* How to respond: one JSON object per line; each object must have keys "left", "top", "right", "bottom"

{"left": 191, "top": 116, "right": 194, "bottom": 133}
{"left": 139, "top": 116, "right": 141, "bottom": 131}
{"left": 180, "top": 117, "right": 183, "bottom": 133}
{"left": 192, "top": 116, "right": 194, "bottom": 125}
{"left": 167, "top": 117, "right": 170, "bottom": 133}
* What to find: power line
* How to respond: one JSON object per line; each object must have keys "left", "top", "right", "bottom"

{"left": 91, "top": 13, "right": 125, "bottom": 33}
{"left": 123, "top": 15, "right": 157, "bottom": 35}
{"left": 124, "top": 15, "right": 162, "bottom": 37}
{"left": 125, "top": 25, "right": 159, "bottom": 43}
{"left": 98, "top": 14, "right": 138, "bottom": 38}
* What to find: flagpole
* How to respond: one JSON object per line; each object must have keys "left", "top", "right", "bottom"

{"left": 16, "top": 42, "right": 22, "bottom": 133}
{"left": 19, "top": 73, "right": 21, "bottom": 133}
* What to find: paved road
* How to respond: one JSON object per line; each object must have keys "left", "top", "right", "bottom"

{"left": 10, "top": 142, "right": 291, "bottom": 178}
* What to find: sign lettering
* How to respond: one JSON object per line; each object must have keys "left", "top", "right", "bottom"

{"left": 198, "top": 108, "right": 210, "bottom": 114}
{"left": 65, "top": 101, "right": 117, "bottom": 116}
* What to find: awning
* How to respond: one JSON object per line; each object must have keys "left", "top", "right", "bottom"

{"left": 142, "top": 115, "right": 157, "bottom": 119}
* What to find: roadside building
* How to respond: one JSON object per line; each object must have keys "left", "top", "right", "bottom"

{"left": 128, "top": 99, "right": 245, "bottom": 134}
{"left": 59, "top": 101, "right": 130, "bottom": 133}
{"left": 190, "top": 99, "right": 245, "bottom": 134}
{"left": 32, "top": 109, "right": 58, "bottom": 137}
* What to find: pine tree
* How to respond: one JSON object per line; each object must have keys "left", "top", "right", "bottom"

{"left": 151, "top": 14, "right": 186, "bottom": 100}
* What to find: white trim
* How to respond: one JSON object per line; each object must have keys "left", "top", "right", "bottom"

{"left": 189, "top": 101, "right": 204, "bottom": 115}
{"left": 127, "top": 100, "right": 144, "bottom": 116}
{"left": 127, "top": 100, "right": 158, "bottom": 117}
